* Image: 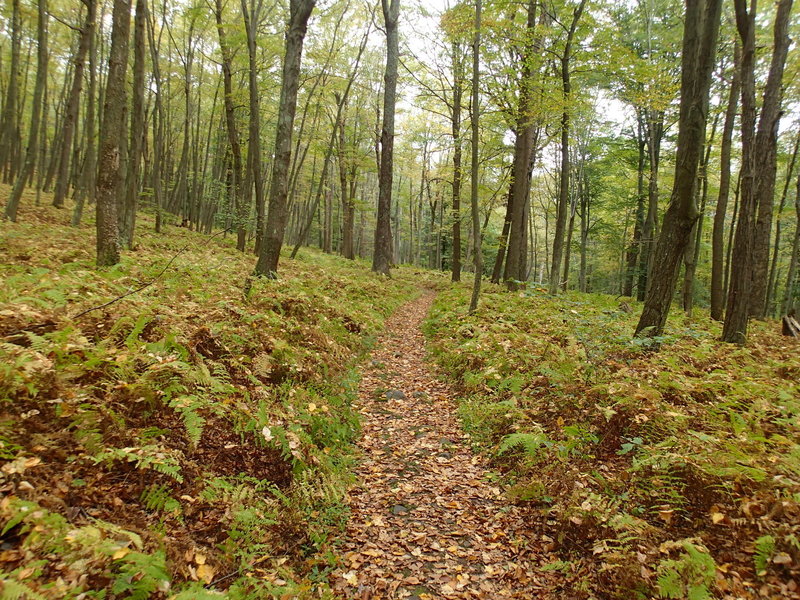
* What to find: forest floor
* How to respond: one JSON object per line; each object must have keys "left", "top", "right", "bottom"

{"left": 331, "top": 292, "right": 552, "bottom": 599}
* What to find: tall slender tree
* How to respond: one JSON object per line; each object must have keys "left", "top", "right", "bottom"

{"left": 372, "top": 0, "right": 401, "bottom": 276}
{"left": 120, "top": 0, "right": 147, "bottom": 247}
{"left": 634, "top": 0, "right": 722, "bottom": 337}
{"left": 746, "top": 0, "right": 794, "bottom": 319}
{"left": 95, "top": 0, "right": 132, "bottom": 267}
{"left": 549, "top": 0, "right": 588, "bottom": 294}
{"left": 503, "top": 0, "right": 537, "bottom": 290}
{"left": 468, "top": 0, "right": 482, "bottom": 313}
{"left": 52, "top": 2, "right": 94, "bottom": 208}
{"left": 255, "top": 0, "right": 316, "bottom": 277}
{"left": 4, "top": 0, "right": 48, "bottom": 222}
{"left": 724, "top": 0, "right": 793, "bottom": 342}
{"left": 241, "top": 0, "right": 266, "bottom": 254}
{"left": 710, "top": 41, "right": 740, "bottom": 321}
{"left": 0, "top": 0, "right": 21, "bottom": 183}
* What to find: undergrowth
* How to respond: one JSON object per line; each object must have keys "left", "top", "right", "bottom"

{"left": 425, "top": 283, "right": 800, "bottom": 600}
{"left": 0, "top": 196, "right": 421, "bottom": 598}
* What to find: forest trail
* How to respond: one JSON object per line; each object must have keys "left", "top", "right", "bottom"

{"left": 332, "top": 291, "right": 549, "bottom": 599}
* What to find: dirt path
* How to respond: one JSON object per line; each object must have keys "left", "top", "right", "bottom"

{"left": 332, "top": 292, "right": 547, "bottom": 599}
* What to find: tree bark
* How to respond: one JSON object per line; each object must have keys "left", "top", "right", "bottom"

{"left": 53, "top": 3, "right": 93, "bottom": 208}
{"left": 766, "top": 134, "right": 799, "bottom": 316}
{"left": 637, "top": 110, "right": 664, "bottom": 300}
{"left": 549, "top": 0, "right": 587, "bottom": 294}
{"left": 504, "top": 0, "right": 538, "bottom": 290}
{"left": 71, "top": 0, "right": 98, "bottom": 227}
{"left": 95, "top": 0, "right": 131, "bottom": 267}
{"left": 0, "top": 0, "right": 21, "bottom": 183}
{"left": 782, "top": 172, "right": 800, "bottom": 314}
{"left": 634, "top": 0, "right": 722, "bottom": 338}
{"left": 451, "top": 39, "right": 464, "bottom": 282}
{"left": 724, "top": 0, "right": 792, "bottom": 342}
{"left": 5, "top": 0, "right": 48, "bottom": 222}
{"left": 747, "top": 0, "right": 793, "bottom": 318}
{"left": 120, "top": 0, "right": 146, "bottom": 247}
{"left": 710, "top": 42, "right": 740, "bottom": 321}
{"left": 214, "top": 0, "right": 247, "bottom": 250}
{"left": 468, "top": 0, "right": 482, "bottom": 313}
{"left": 256, "top": 0, "right": 316, "bottom": 277}
{"left": 241, "top": 0, "right": 266, "bottom": 254}
{"left": 372, "top": 0, "right": 400, "bottom": 276}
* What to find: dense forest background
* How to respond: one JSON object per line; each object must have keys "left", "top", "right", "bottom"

{"left": 1, "top": 0, "right": 798, "bottom": 341}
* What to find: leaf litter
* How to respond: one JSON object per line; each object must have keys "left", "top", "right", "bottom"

{"left": 333, "top": 292, "right": 552, "bottom": 599}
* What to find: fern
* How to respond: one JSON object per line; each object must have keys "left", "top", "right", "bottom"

{"left": 754, "top": 535, "right": 775, "bottom": 573}
{"left": 170, "top": 585, "right": 225, "bottom": 599}
{"left": 70, "top": 405, "right": 104, "bottom": 453}
{"left": 111, "top": 550, "right": 170, "bottom": 600}
{"left": 125, "top": 314, "right": 152, "bottom": 350}
{"left": 140, "top": 484, "right": 181, "bottom": 515}
{"left": 0, "top": 577, "right": 47, "bottom": 600}
{"left": 656, "top": 542, "right": 716, "bottom": 600}
{"left": 95, "top": 445, "right": 184, "bottom": 482}
{"left": 169, "top": 395, "right": 206, "bottom": 448}
{"left": 498, "top": 431, "right": 549, "bottom": 457}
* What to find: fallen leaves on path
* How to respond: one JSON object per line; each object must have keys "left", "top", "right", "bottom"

{"left": 332, "top": 292, "right": 548, "bottom": 599}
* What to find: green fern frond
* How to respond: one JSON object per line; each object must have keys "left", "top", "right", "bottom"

{"left": 111, "top": 550, "right": 170, "bottom": 600}
{"left": 0, "top": 577, "right": 48, "bottom": 600}
{"left": 140, "top": 484, "right": 180, "bottom": 515}
{"left": 497, "top": 431, "right": 549, "bottom": 457}
{"left": 754, "top": 535, "right": 775, "bottom": 573}
{"left": 170, "top": 395, "right": 207, "bottom": 448}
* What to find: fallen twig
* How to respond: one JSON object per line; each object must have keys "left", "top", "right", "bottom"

{"left": 71, "top": 227, "right": 232, "bottom": 320}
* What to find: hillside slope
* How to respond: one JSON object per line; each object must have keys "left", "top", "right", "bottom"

{"left": 426, "top": 285, "right": 800, "bottom": 599}
{"left": 0, "top": 199, "right": 423, "bottom": 599}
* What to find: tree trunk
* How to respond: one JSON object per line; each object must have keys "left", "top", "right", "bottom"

{"left": 4, "top": 0, "right": 48, "bottom": 222}
{"left": 147, "top": 3, "right": 165, "bottom": 234}
{"left": 637, "top": 110, "right": 664, "bottom": 300}
{"left": 724, "top": 0, "right": 792, "bottom": 342}
{"left": 747, "top": 0, "right": 793, "bottom": 318}
{"left": 710, "top": 41, "right": 740, "bottom": 320}
{"left": 634, "top": 0, "right": 722, "bottom": 338}
{"left": 95, "top": 0, "right": 131, "bottom": 267}
{"left": 256, "top": 0, "right": 316, "bottom": 277}
{"left": 53, "top": 4, "right": 93, "bottom": 208}
{"left": 491, "top": 193, "right": 512, "bottom": 283}
{"left": 372, "top": 0, "right": 400, "bottom": 276}
{"left": 214, "top": 0, "right": 246, "bottom": 251}
{"left": 549, "top": 0, "right": 586, "bottom": 294}
{"left": 0, "top": 0, "right": 21, "bottom": 183}
{"left": 682, "top": 113, "right": 717, "bottom": 315}
{"left": 468, "top": 0, "right": 482, "bottom": 313}
{"left": 71, "top": 0, "right": 98, "bottom": 227}
{"left": 241, "top": 0, "right": 266, "bottom": 254}
{"left": 451, "top": 39, "right": 464, "bottom": 282}
{"left": 782, "top": 172, "right": 800, "bottom": 313}
{"left": 120, "top": 0, "right": 146, "bottom": 247}
{"left": 579, "top": 169, "right": 590, "bottom": 292}
{"left": 623, "top": 114, "right": 647, "bottom": 297}
{"left": 766, "top": 134, "right": 799, "bottom": 316}
{"left": 505, "top": 0, "right": 538, "bottom": 290}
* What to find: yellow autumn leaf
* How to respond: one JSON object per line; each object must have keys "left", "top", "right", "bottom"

{"left": 343, "top": 570, "right": 358, "bottom": 586}
{"left": 195, "top": 553, "right": 207, "bottom": 565}
{"left": 197, "top": 563, "right": 216, "bottom": 584}
{"left": 113, "top": 548, "right": 131, "bottom": 560}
